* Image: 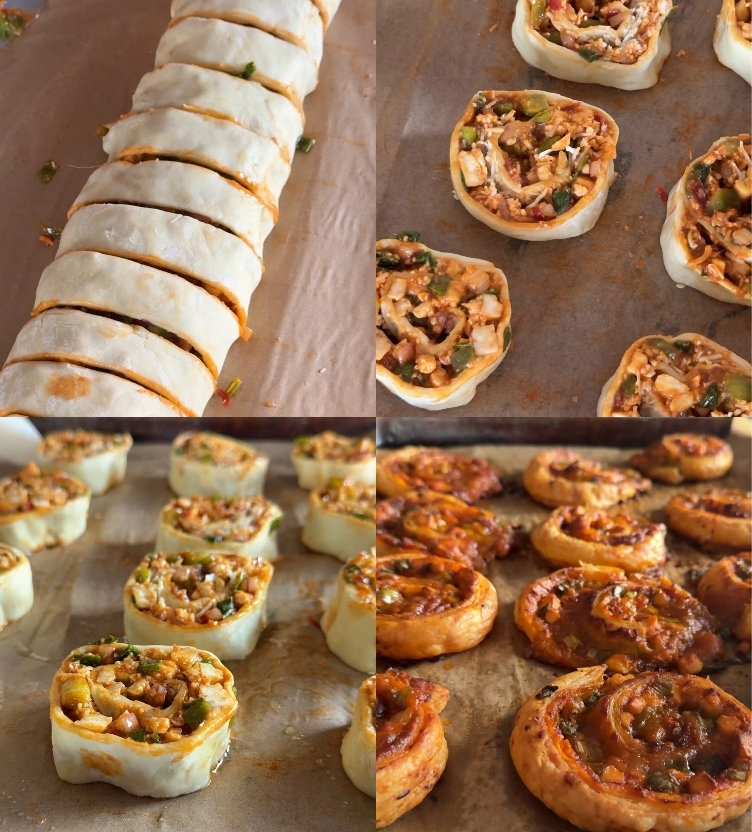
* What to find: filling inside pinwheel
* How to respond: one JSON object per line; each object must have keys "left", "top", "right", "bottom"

{"left": 549, "top": 457, "right": 649, "bottom": 489}
{"left": 633, "top": 434, "right": 730, "bottom": 468}
{"left": 375, "top": 671, "right": 439, "bottom": 762}
{"left": 684, "top": 489, "right": 752, "bottom": 520}
{"left": 456, "top": 92, "right": 616, "bottom": 223}
{"left": 0, "top": 463, "right": 88, "bottom": 516}
{"left": 315, "top": 478, "right": 376, "bottom": 522}
{"left": 173, "top": 432, "right": 257, "bottom": 467}
{"left": 163, "top": 496, "right": 282, "bottom": 543}
{"left": 377, "top": 556, "right": 475, "bottom": 616}
{"left": 343, "top": 550, "right": 377, "bottom": 607}
{"left": 557, "top": 506, "right": 656, "bottom": 546}
{"left": 376, "top": 241, "right": 510, "bottom": 389}
{"left": 293, "top": 432, "right": 375, "bottom": 462}
{"left": 733, "top": 554, "right": 752, "bottom": 581}
{"left": 0, "top": 546, "right": 21, "bottom": 571}
{"left": 736, "top": 0, "right": 752, "bottom": 38}
{"left": 39, "top": 430, "right": 130, "bottom": 461}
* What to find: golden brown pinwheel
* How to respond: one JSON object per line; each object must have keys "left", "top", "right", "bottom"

{"left": 514, "top": 564, "right": 723, "bottom": 674}
{"left": 666, "top": 489, "right": 752, "bottom": 550}
{"left": 510, "top": 666, "right": 752, "bottom": 832}
{"left": 697, "top": 552, "right": 751, "bottom": 650}
{"left": 630, "top": 434, "right": 734, "bottom": 484}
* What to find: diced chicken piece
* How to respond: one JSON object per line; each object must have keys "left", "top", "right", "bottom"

{"left": 459, "top": 148, "right": 487, "bottom": 187}
{"left": 415, "top": 354, "right": 437, "bottom": 374}
{"left": 388, "top": 277, "right": 407, "bottom": 301}
{"left": 480, "top": 292, "right": 503, "bottom": 319}
{"left": 654, "top": 374, "right": 695, "bottom": 413}
{"left": 471, "top": 325, "right": 499, "bottom": 356}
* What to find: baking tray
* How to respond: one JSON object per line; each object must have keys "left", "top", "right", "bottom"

{"left": 378, "top": 430, "right": 752, "bottom": 832}
{"left": 0, "top": 437, "right": 373, "bottom": 831}
{"left": 376, "top": 0, "right": 752, "bottom": 417}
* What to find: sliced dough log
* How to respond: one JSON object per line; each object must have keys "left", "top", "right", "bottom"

{"left": 132, "top": 64, "right": 303, "bottom": 164}
{"left": 6, "top": 308, "right": 214, "bottom": 417}
{"left": 0, "top": 361, "right": 182, "bottom": 416}
{"left": 155, "top": 17, "right": 318, "bottom": 111}
{"left": 57, "top": 203, "right": 260, "bottom": 327}
{"left": 103, "top": 108, "right": 289, "bottom": 217}
{"left": 34, "top": 251, "right": 240, "bottom": 379}
{"left": 311, "top": 0, "right": 342, "bottom": 30}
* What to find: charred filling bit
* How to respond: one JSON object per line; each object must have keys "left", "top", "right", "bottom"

{"left": 173, "top": 432, "right": 257, "bottom": 467}
{"left": 377, "top": 243, "right": 509, "bottom": 389}
{"left": 682, "top": 218, "right": 751, "bottom": 295}
{"left": 550, "top": 458, "right": 650, "bottom": 490}
{"left": 293, "top": 432, "right": 375, "bottom": 463}
{"left": 382, "top": 449, "right": 502, "bottom": 502}
{"left": 58, "top": 640, "right": 235, "bottom": 744}
{"left": 129, "top": 552, "right": 269, "bottom": 625}
{"left": 732, "top": 554, "right": 752, "bottom": 583}
{"left": 0, "top": 545, "right": 20, "bottom": 571}
{"left": 317, "top": 478, "right": 376, "bottom": 522}
{"left": 694, "top": 489, "right": 752, "bottom": 520}
{"left": 39, "top": 430, "right": 129, "bottom": 462}
{"left": 531, "top": 0, "right": 673, "bottom": 63}
{"left": 376, "top": 556, "right": 476, "bottom": 616}
{"left": 559, "top": 506, "right": 655, "bottom": 546}
{"left": 342, "top": 551, "right": 377, "bottom": 607}
{"left": 375, "top": 671, "right": 438, "bottom": 761}
{"left": 667, "top": 435, "right": 728, "bottom": 457}
{"left": 0, "top": 462, "right": 88, "bottom": 515}
{"left": 457, "top": 92, "right": 615, "bottom": 222}
{"left": 163, "top": 495, "right": 281, "bottom": 543}
{"left": 736, "top": 0, "right": 752, "bottom": 38}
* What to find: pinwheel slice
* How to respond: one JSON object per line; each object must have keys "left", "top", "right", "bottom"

{"left": 697, "top": 552, "right": 751, "bottom": 650}
{"left": 514, "top": 564, "right": 723, "bottom": 674}
{"left": 450, "top": 91, "right": 618, "bottom": 240}
{"left": 0, "top": 545, "right": 33, "bottom": 628}
{"left": 123, "top": 552, "right": 273, "bottom": 661}
{"left": 157, "top": 495, "right": 283, "bottom": 561}
{"left": 512, "top": 0, "right": 673, "bottom": 90}
{"left": 51, "top": 640, "right": 238, "bottom": 797}
{"left": 377, "top": 552, "right": 498, "bottom": 660}
{"left": 341, "top": 675, "right": 376, "bottom": 797}
{"left": 376, "top": 446, "right": 502, "bottom": 502}
{"left": 629, "top": 433, "right": 734, "bottom": 484}
{"left": 321, "top": 550, "right": 376, "bottom": 674}
{"left": 715, "top": 0, "right": 752, "bottom": 83}
{"left": 376, "top": 239, "right": 512, "bottom": 408}
{"left": 661, "top": 135, "right": 752, "bottom": 305}
{"left": 375, "top": 669, "right": 449, "bottom": 829}
{"left": 292, "top": 432, "right": 376, "bottom": 490}
{"left": 37, "top": 429, "right": 133, "bottom": 496}
{"left": 169, "top": 431, "right": 269, "bottom": 498}
{"left": 510, "top": 666, "right": 752, "bottom": 832}
{"left": 599, "top": 333, "right": 752, "bottom": 416}
{"left": 302, "top": 479, "right": 376, "bottom": 562}
{"left": 0, "top": 463, "right": 91, "bottom": 552}
{"left": 666, "top": 488, "right": 752, "bottom": 550}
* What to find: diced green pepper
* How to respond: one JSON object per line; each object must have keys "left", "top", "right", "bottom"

{"left": 183, "top": 552, "right": 212, "bottom": 566}
{"left": 673, "top": 339, "right": 693, "bottom": 352}
{"left": 137, "top": 660, "right": 161, "bottom": 674}
{"left": 493, "top": 101, "right": 514, "bottom": 116}
{"left": 583, "top": 690, "right": 602, "bottom": 708}
{"left": 531, "top": 0, "right": 547, "bottom": 27}
{"left": 427, "top": 274, "right": 452, "bottom": 296}
{"left": 692, "top": 162, "right": 711, "bottom": 184}
{"left": 721, "top": 372, "right": 751, "bottom": 403}
{"left": 644, "top": 772, "right": 680, "bottom": 794}
{"left": 377, "top": 251, "right": 400, "bottom": 270}
{"left": 647, "top": 337, "right": 681, "bottom": 361}
{"left": 579, "top": 48, "right": 599, "bottom": 62}
{"left": 622, "top": 373, "right": 637, "bottom": 396}
{"left": 38, "top": 161, "right": 58, "bottom": 184}
{"left": 536, "top": 136, "right": 558, "bottom": 153}
{"left": 559, "top": 720, "right": 578, "bottom": 737}
{"left": 94, "top": 124, "right": 109, "bottom": 137}
{"left": 71, "top": 652, "right": 102, "bottom": 667}
{"left": 579, "top": 18, "right": 603, "bottom": 26}
{"left": 217, "top": 598, "right": 235, "bottom": 618}
{"left": 150, "top": 732, "right": 162, "bottom": 743}
{"left": 532, "top": 108, "right": 553, "bottom": 124}
{"left": 503, "top": 326, "right": 512, "bottom": 351}
{"left": 697, "top": 382, "right": 719, "bottom": 409}
{"left": 518, "top": 92, "right": 549, "bottom": 117}
{"left": 394, "top": 231, "right": 421, "bottom": 242}
{"left": 552, "top": 188, "right": 571, "bottom": 215}
{"left": 725, "top": 766, "right": 750, "bottom": 782}
{"left": 572, "top": 152, "right": 590, "bottom": 182}
{"left": 127, "top": 730, "right": 147, "bottom": 743}
{"left": 182, "top": 696, "right": 212, "bottom": 731}
{"left": 546, "top": 29, "right": 563, "bottom": 44}
{"left": 451, "top": 344, "right": 475, "bottom": 373}
{"left": 269, "top": 515, "right": 284, "bottom": 532}
{"left": 296, "top": 136, "right": 315, "bottom": 153}
{"left": 398, "top": 361, "right": 415, "bottom": 382}
{"left": 240, "top": 62, "right": 256, "bottom": 80}
{"left": 706, "top": 188, "right": 741, "bottom": 214}
{"left": 136, "top": 567, "right": 151, "bottom": 583}
{"left": 413, "top": 249, "right": 436, "bottom": 269}
{"left": 472, "top": 93, "right": 487, "bottom": 114}
{"left": 460, "top": 126, "right": 478, "bottom": 149}
{"left": 115, "top": 644, "right": 140, "bottom": 661}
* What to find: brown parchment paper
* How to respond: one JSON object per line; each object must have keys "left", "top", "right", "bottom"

{"left": 379, "top": 433, "right": 752, "bottom": 832}
{"left": 376, "top": 0, "right": 752, "bottom": 417}
{"left": 0, "top": 0, "right": 375, "bottom": 417}
{"left": 0, "top": 440, "right": 373, "bottom": 831}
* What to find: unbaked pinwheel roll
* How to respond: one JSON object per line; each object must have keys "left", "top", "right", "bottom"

{"left": 321, "top": 550, "right": 376, "bottom": 674}
{"left": 312, "top": 0, "right": 341, "bottom": 30}
{"left": 512, "top": 0, "right": 673, "bottom": 90}
{"left": 523, "top": 449, "right": 651, "bottom": 508}
{"left": 598, "top": 333, "right": 752, "bottom": 416}
{"left": 292, "top": 432, "right": 376, "bottom": 490}
{"left": 660, "top": 135, "right": 752, "bottom": 305}
{"left": 666, "top": 488, "right": 752, "bottom": 550}
{"left": 123, "top": 551, "right": 273, "bottom": 661}
{"left": 450, "top": 91, "right": 618, "bottom": 240}
{"left": 376, "top": 239, "right": 512, "bottom": 409}
{"left": 510, "top": 666, "right": 752, "bottom": 832}
{"left": 169, "top": 431, "right": 269, "bottom": 498}
{"left": 715, "top": 0, "right": 752, "bottom": 83}
{"left": 375, "top": 669, "right": 450, "bottom": 828}
{"left": 156, "top": 495, "right": 283, "bottom": 561}
{"left": 51, "top": 640, "right": 237, "bottom": 797}
{"left": 697, "top": 552, "right": 751, "bottom": 650}
{"left": 629, "top": 433, "right": 734, "bottom": 484}
{"left": 376, "top": 552, "right": 498, "bottom": 660}
{"left": 36, "top": 430, "right": 132, "bottom": 496}
{"left": 302, "top": 479, "right": 376, "bottom": 561}
{"left": 515, "top": 564, "right": 724, "bottom": 674}
{"left": 340, "top": 675, "right": 376, "bottom": 797}
{"left": 0, "top": 545, "right": 33, "bottom": 628}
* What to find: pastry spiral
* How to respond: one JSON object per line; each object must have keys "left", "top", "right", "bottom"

{"left": 666, "top": 488, "right": 752, "bottom": 550}
{"left": 0, "top": 544, "right": 33, "bottom": 628}
{"left": 697, "top": 552, "right": 751, "bottom": 648}
{"left": 37, "top": 430, "right": 132, "bottom": 495}
{"left": 629, "top": 433, "right": 734, "bottom": 484}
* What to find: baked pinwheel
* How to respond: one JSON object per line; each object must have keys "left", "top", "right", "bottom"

{"left": 291, "top": 432, "right": 376, "bottom": 490}
{"left": 341, "top": 675, "right": 376, "bottom": 797}
{"left": 51, "top": 640, "right": 237, "bottom": 797}
{"left": 376, "top": 238, "right": 512, "bottom": 409}
{"left": 599, "top": 333, "right": 752, "bottom": 416}
{"left": 375, "top": 669, "right": 450, "bottom": 828}
{"left": 450, "top": 91, "right": 618, "bottom": 240}
{"left": 697, "top": 552, "right": 751, "bottom": 648}
{"left": 510, "top": 666, "right": 752, "bottom": 832}
{"left": 321, "top": 550, "right": 376, "bottom": 674}
{"left": 376, "top": 446, "right": 502, "bottom": 502}
{"left": 156, "top": 495, "right": 283, "bottom": 561}
{"left": 715, "top": 0, "right": 752, "bottom": 83}
{"left": 660, "top": 135, "right": 751, "bottom": 305}
{"left": 0, "top": 545, "right": 33, "bottom": 628}
{"left": 302, "top": 479, "right": 376, "bottom": 562}
{"left": 36, "top": 430, "right": 133, "bottom": 496}
{"left": 511, "top": 0, "right": 674, "bottom": 90}
{"left": 629, "top": 433, "right": 734, "bottom": 484}
{"left": 523, "top": 449, "right": 651, "bottom": 508}
{"left": 123, "top": 551, "right": 272, "bottom": 661}
{"left": 514, "top": 564, "right": 724, "bottom": 673}
{"left": 666, "top": 489, "right": 752, "bottom": 550}
{"left": 376, "top": 552, "right": 498, "bottom": 660}
{"left": 169, "top": 431, "right": 269, "bottom": 498}
{"left": 531, "top": 505, "right": 667, "bottom": 572}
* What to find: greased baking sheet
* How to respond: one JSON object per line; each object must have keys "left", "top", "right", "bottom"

{"left": 379, "top": 433, "right": 751, "bottom": 832}
{"left": 0, "top": 440, "right": 373, "bottom": 831}
{"left": 376, "top": 0, "right": 752, "bottom": 417}
{"left": 0, "top": 0, "right": 375, "bottom": 416}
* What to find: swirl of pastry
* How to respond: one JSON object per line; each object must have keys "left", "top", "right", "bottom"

{"left": 0, "top": 544, "right": 33, "bottom": 628}
{"left": 37, "top": 430, "right": 133, "bottom": 496}
{"left": 697, "top": 552, "right": 752, "bottom": 649}
{"left": 531, "top": 505, "right": 667, "bottom": 572}
{"left": 523, "top": 449, "right": 651, "bottom": 508}
{"left": 510, "top": 665, "right": 752, "bottom": 832}
{"left": 341, "top": 675, "right": 376, "bottom": 797}
{"left": 629, "top": 434, "right": 734, "bottom": 484}
{"left": 515, "top": 564, "right": 723, "bottom": 674}
{"left": 292, "top": 432, "right": 376, "bottom": 490}
{"left": 302, "top": 478, "right": 376, "bottom": 562}
{"left": 377, "top": 552, "right": 498, "bottom": 660}
{"left": 666, "top": 489, "right": 752, "bottom": 550}
{"left": 715, "top": 0, "right": 752, "bottom": 83}
{"left": 375, "top": 669, "right": 450, "bottom": 828}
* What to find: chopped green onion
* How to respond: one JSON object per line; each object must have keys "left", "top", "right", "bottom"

{"left": 673, "top": 339, "right": 692, "bottom": 352}
{"left": 71, "top": 652, "right": 102, "bottom": 667}
{"left": 413, "top": 249, "right": 436, "bottom": 269}
{"left": 269, "top": 515, "right": 284, "bottom": 533}
{"left": 698, "top": 382, "right": 719, "bottom": 409}
{"left": 38, "top": 160, "right": 58, "bottom": 184}
{"left": 535, "top": 684, "right": 558, "bottom": 699}
{"left": 451, "top": 344, "right": 475, "bottom": 373}
{"left": 377, "top": 251, "right": 400, "bottom": 270}
{"left": 503, "top": 326, "right": 512, "bottom": 351}
{"left": 536, "top": 136, "right": 558, "bottom": 154}
{"left": 583, "top": 690, "right": 602, "bottom": 708}
{"left": 532, "top": 108, "right": 553, "bottom": 124}
{"left": 394, "top": 231, "right": 421, "bottom": 242}
{"left": 183, "top": 697, "right": 212, "bottom": 731}
{"left": 546, "top": 29, "right": 563, "bottom": 44}
{"left": 578, "top": 17, "right": 603, "bottom": 26}
{"left": 427, "top": 274, "right": 452, "bottom": 296}
{"left": 552, "top": 188, "right": 571, "bottom": 215}
{"left": 472, "top": 93, "right": 487, "bottom": 114}
{"left": 115, "top": 644, "right": 140, "bottom": 661}
{"left": 398, "top": 361, "right": 415, "bottom": 382}
{"left": 225, "top": 377, "right": 242, "bottom": 398}
{"left": 579, "top": 48, "right": 600, "bottom": 62}
{"left": 692, "top": 162, "right": 711, "bottom": 184}
{"left": 296, "top": 135, "right": 316, "bottom": 153}
{"left": 217, "top": 598, "right": 235, "bottom": 618}
{"left": 150, "top": 732, "right": 162, "bottom": 743}
{"left": 126, "top": 730, "right": 147, "bottom": 743}
{"left": 137, "top": 660, "right": 161, "bottom": 674}
{"left": 240, "top": 62, "right": 256, "bottom": 80}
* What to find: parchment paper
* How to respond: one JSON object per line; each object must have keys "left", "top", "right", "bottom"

{"left": 379, "top": 433, "right": 752, "bottom": 832}
{"left": 376, "top": 0, "right": 752, "bottom": 416}
{"left": 0, "top": 439, "right": 373, "bottom": 831}
{"left": 0, "top": 0, "right": 375, "bottom": 417}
